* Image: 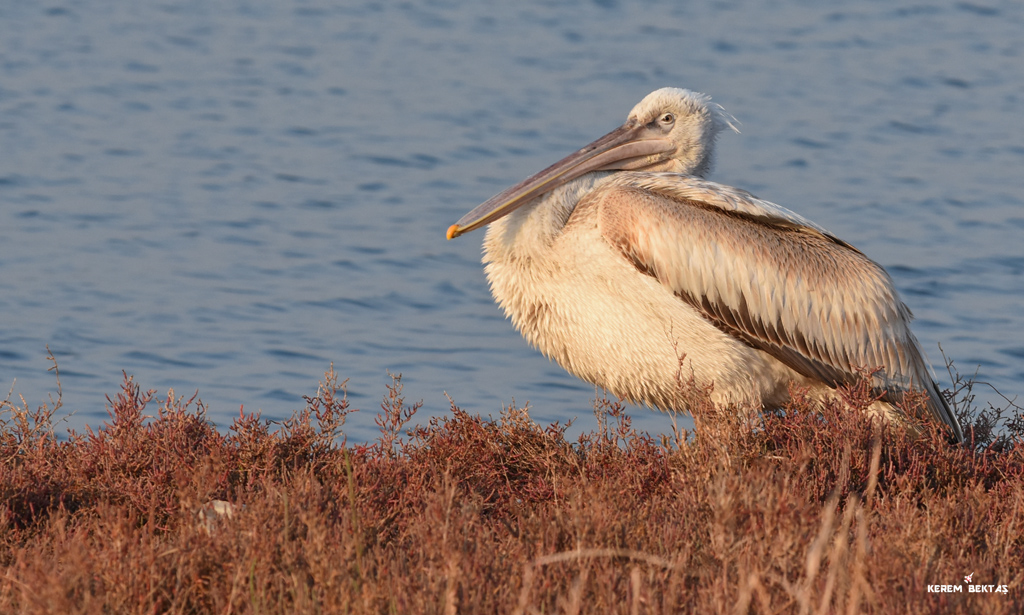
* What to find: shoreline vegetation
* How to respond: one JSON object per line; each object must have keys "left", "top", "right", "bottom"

{"left": 1, "top": 357, "right": 1022, "bottom": 614}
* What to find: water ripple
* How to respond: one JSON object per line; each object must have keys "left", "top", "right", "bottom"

{"left": 1, "top": 0, "right": 1020, "bottom": 442}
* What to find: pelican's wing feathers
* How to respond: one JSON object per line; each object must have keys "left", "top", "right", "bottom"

{"left": 589, "top": 172, "right": 960, "bottom": 438}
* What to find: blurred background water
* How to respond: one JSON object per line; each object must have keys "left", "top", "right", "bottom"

{"left": 1, "top": 0, "right": 1021, "bottom": 442}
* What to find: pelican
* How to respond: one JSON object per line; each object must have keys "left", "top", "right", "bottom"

{"left": 446, "top": 88, "right": 963, "bottom": 443}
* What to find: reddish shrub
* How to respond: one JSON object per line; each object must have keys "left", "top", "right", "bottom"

{"left": 0, "top": 363, "right": 1021, "bottom": 613}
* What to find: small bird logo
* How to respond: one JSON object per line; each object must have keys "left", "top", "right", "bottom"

{"left": 965, "top": 573, "right": 974, "bottom": 584}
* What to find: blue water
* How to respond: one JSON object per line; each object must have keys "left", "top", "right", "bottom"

{"left": 1, "top": 1, "right": 1021, "bottom": 442}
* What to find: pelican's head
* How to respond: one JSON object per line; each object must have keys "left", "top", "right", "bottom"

{"left": 447, "top": 88, "right": 738, "bottom": 239}
{"left": 624, "top": 88, "right": 738, "bottom": 178}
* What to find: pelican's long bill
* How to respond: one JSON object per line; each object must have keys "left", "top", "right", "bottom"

{"left": 446, "top": 121, "right": 676, "bottom": 239}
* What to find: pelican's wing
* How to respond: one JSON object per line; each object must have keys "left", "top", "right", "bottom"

{"left": 590, "top": 172, "right": 961, "bottom": 440}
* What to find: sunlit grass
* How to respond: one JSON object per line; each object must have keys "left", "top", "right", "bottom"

{"left": 1, "top": 357, "right": 1022, "bottom": 614}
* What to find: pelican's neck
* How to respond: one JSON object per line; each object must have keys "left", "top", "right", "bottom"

{"left": 483, "top": 172, "right": 610, "bottom": 262}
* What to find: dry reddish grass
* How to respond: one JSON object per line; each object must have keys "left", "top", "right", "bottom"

{"left": 1, "top": 359, "right": 1022, "bottom": 614}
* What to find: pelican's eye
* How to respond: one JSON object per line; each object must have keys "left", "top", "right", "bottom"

{"left": 658, "top": 112, "right": 675, "bottom": 126}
